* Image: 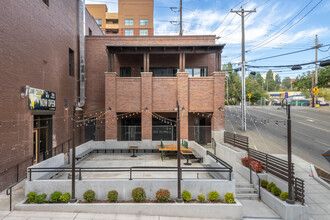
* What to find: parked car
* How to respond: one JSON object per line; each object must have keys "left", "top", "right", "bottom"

{"left": 319, "top": 101, "right": 329, "bottom": 106}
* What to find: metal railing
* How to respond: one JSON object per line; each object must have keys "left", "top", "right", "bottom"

{"left": 249, "top": 164, "right": 261, "bottom": 200}
{"left": 206, "top": 151, "right": 232, "bottom": 180}
{"left": 42, "top": 138, "right": 72, "bottom": 160}
{"left": 294, "top": 177, "right": 305, "bottom": 205}
{"left": 0, "top": 157, "right": 34, "bottom": 191}
{"left": 248, "top": 148, "right": 295, "bottom": 182}
{"left": 224, "top": 131, "right": 249, "bottom": 150}
{"left": 28, "top": 165, "right": 233, "bottom": 181}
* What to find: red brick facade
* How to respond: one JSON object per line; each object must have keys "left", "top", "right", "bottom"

{"left": 85, "top": 36, "right": 225, "bottom": 142}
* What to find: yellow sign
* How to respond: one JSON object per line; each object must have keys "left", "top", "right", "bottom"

{"left": 313, "top": 87, "right": 319, "bottom": 92}
{"left": 316, "top": 104, "right": 320, "bottom": 108}
{"left": 314, "top": 92, "right": 318, "bottom": 96}
{"left": 248, "top": 93, "right": 251, "bottom": 98}
{"left": 281, "top": 93, "right": 283, "bottom": 98}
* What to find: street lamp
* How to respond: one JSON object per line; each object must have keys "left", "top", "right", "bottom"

{"left": 70, "top": 104, "right": 83, "bottom": 203}
{"left": 286, "top": 102, "right": 295, "bottom": 204}
{"left": 173, "top": 100, "right": 184, "bottom": 203}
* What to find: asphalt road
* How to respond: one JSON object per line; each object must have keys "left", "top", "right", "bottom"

{"left": 225, "top": 105, "right": 330, "bottom": 173}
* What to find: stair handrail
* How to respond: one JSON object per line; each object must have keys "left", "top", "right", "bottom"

{"left": 249, "top": 164, "right": 261, "bottom": 200}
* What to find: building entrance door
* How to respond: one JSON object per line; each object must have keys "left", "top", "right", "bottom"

{"left": 33, "top": 115, "right": 53, "bottom": 162}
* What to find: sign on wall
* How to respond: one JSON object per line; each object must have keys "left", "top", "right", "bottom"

{"left": 28, "top": 87, "right": 56, "bottom": 111}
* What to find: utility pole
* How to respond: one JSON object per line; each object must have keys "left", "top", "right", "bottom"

{"left": 175, "top": 100, "right": 183, "bottom": 202}
{"left": 231, "top": 8, "right": 256, "bottom": 131}
{"left": 179, "top": 0, "right": 183, "bottom": 36}
{"left": 314, "top": 35, "right": 322, "bottom": 107}
{"left": 226, "top": 77, "right": 229, "bottom": 105}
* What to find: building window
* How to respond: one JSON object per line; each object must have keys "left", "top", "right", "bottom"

{"left": 151, "top": 68, "right": 177, "bottom": 77}
{"left": 95, "top": 19, "right": 102, "bottom": 26}
{"left": 181, "top": 67, "right": 208, "bottom": 77}
{"left": 69, "top": 49, "right": 74, "bottom": 77}
{"left": 140, "top": 19, "right": 148, "bottom": 26}
{"left": 125, "top": 19, "right": 134, "bottom": 26}
{"left": 120, "top": 67, "right": 131, "bottom": 77}
{"left": 42, "top": 0, "right": 49, "bottom": 6}
{"left": 89, "top": 28, "right": 92, "bottom": 36}
{"left": 139, "top": 30, "right": 148, "bottom": 36}
{"left": 125, "top": 30, "right": 134, "bottom": 36}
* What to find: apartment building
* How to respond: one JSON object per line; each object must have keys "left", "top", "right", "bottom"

{"left": 86, "top": 0, "right": 154, "bottom": 36}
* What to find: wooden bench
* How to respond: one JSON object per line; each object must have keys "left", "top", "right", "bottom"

{"left": 38, "top": 164, "right": 70, "bottom": 180}
{"left": 75, "top": 148, "right": 93, "bottom": 161}
{"left": 202, "top": 164, "right": 224, "bottom": 179}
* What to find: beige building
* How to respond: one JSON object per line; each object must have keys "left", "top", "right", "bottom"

{"left": 86, "top": 0, "right": 154, "bottom": 36}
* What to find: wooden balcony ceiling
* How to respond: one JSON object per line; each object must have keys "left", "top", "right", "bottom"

{"left": 106, "top": 44, "right": 225, "bottom": 54}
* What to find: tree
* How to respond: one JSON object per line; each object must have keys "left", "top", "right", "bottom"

{"left": 317, "top": 66, "right": 330, "bottom": 88}
{"left": 255, "top": 73, "right": 264, "bottom": 87}
{"left": 275, "top": 74, "right": 281, "bottom": 91}
{"left": 264, "top": 70, "right": 276, "bottom": 91}
{"left": 282, "top": 77, "right": 292, "bottom": 90}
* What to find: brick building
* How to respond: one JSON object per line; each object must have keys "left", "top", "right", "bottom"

{"left": 86, "top": 0, "right": 154, "bottom": 36}
{"left": 0, "top": 0, "right": 103, "bottom": 190}
{"left": 84, "top": 36, "right": 225, "bottom": 146}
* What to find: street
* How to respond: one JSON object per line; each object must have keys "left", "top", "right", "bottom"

{"left": 225, "top": 106, "right": 330, "bottom": 173}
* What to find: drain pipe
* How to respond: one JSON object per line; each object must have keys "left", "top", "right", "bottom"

{"left": 78, "top": 0, "right": 86, "bottom": 107}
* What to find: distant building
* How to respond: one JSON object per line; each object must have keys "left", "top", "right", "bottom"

{"left": 86, "top": 0, "right": 154, "bottom": 36}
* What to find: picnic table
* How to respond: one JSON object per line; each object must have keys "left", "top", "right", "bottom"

{"left": 129, "top": 146, "right": 139, "bottom": 157}
{"left": 157, "top": 144, "right": 194, "bottom": 165}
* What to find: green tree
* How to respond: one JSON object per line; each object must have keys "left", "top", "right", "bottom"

{"left": 255, "top": 73, "right": 264, "bottom": 87}
{"left": 281, "top": 77, "right": 292, "bottom": 90}
{"left": 275, "top": 74, "right": 281, "bottom": 91}
{"left": 317, "top": 66, "right": 330, "bottom": 88}
{"left": 264, "top": 70, "right": 276, "bottom": 91}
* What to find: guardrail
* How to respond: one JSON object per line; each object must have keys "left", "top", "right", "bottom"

{"left": 223, "top": 131, "right": 305, "bottom": 204}
{"left": 224, "top": 131, "right": 248, "bottom": 150}
{"left": 294, "top": 177, "right": 305, "bottom": 205}
{"left": 42, "top": 138, "right": 72, "bottom": 161}
{"left": 28, "top": 165, "right": 233, "bottom": 181}
{"left": 206, "top": 151, "right": 232, "bottom": 180}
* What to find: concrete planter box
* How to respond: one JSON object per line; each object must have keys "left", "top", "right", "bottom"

{"left": 260, "top": 188, "right": 308, "bottom": 220}
{"left": 15, "top": 200, "right": 243, "bottom": 219}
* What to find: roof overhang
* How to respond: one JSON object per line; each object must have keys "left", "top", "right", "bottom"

{"left": 106, "top": 44, "right": 225, "bottom": 54}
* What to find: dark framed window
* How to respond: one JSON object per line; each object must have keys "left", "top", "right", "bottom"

{"left": 95, "top": 19, "right": 102, "bottom": 26}
{"left": 120, "top": 67, "right": 131, "bottom": 77}
{"left": 69, "top": 48, "right": 74, "bottom": 77}
{"left": 42, "top": 0, "right": 49, "bottom": 6}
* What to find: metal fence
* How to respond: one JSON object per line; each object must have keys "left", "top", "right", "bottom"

{"left": 28, "top": 165, "right": 233, "bottom": 181}
{"left": 118, "top": 125, "right": 141, "bottom": 141}
{"left": 224, "top": 131, "right": 248, "bottom": 150}
{"left": 152, "top": 125, "right": 176, "bottom": 141}
{"left": 223, "top": 131, "right": 305, "bottom": 204}
{"left": 0, "top": 138, "right": 72, "bottom": 191}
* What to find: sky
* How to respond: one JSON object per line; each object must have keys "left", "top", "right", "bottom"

{"left": 85, "top": 0, "right": 330, "bottom": 80}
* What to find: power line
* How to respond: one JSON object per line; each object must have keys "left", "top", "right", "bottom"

{"left": 247, "top": 0, "right": 323, "bottom": 52}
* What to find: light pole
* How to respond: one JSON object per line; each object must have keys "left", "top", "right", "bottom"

{"left": 286, "top": 103, "right": 295, "bottom": 204}
{"left": 174, "top": 100, "right": 184, "bottom": 202}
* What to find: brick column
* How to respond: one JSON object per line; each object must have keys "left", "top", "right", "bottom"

{"left": 141, "top": 72, "right": 153, "bottom": 141}
{"left": 177, "top": 72, "right": 189, "bottom": 140}
{"left": 105, "top": 72, "right": 117, "bottom": 140}
{"left": 212, "top": 72, "right": 225, "bottom": 143}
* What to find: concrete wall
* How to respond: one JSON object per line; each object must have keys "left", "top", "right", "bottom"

{"left": 28, "top": 154, "right": 65, "bottom": 180}
{"left": 216, "top": 142, "right": 247, "bottom": 171}
{"left": 25, "top": 178, "right": 235, "bottom": 201}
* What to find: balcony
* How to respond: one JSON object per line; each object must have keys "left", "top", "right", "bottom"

{"left": 106, "top": 24, "right": 119, "bottom": 29}
{"left": 106, "top": 13, "right": 118, "bottom": 20}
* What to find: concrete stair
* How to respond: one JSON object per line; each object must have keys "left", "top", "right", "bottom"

{"left": 236, "top": 183, "right": 259, "bottom": 200}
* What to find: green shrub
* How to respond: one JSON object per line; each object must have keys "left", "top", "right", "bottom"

{"left": 181, "top": 190, "right": 191, "bottom": 202}
{"left": 271, "top": 186, "right": 282, "bottom": 196}
{"left": 35, "top": 194, "right": 47, "bottom": 204}
{"left": 132, "top": 187, "right": 146, "bottom": 202}
{"left": 59, "top": 193, "right": 70, "bottom": 203}
{"left": 108, "top": 190, "right": 118, "bottom": 202}
{"left": 50, "top": 191, "right": 62, "bottom": 203}
{"left": 156, "top": 189, "right": 170, "bottom": 202}
{"left": 224, "top": 193, "right": 235, "bottom": 204}
{"left": 83, "top": 190, "right": 96, "bottom": 203}
{"left": 280, "top": 192, "right": 289, "bottom": 201}
{"left": 198, "top": 194, "right": 205, "bottom": 203}
{"left": 26, "top": 192, "right": 38, "bottom": 203}
{"left": 208, "top": 191, "right": 220, "bottom": 201}
{"left": 267, "top": 182, "right": 276, "bottom": 191}
{"left": 261, "top": 180, "right": 268, "bottom": 188}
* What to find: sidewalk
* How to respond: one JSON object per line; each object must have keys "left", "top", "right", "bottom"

{"left": 275, "top": 154, "right": 330, "bottom": 220}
